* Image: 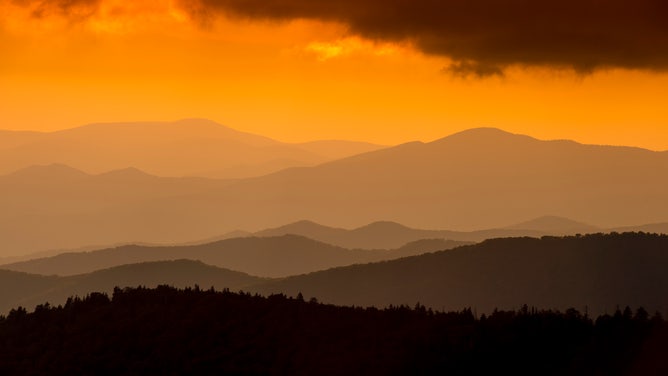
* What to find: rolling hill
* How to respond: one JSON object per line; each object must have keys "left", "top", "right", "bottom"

{"left": 0, "top": 235, "right": 467, "bottom": 277}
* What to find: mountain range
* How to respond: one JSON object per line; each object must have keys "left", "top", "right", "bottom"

{"left": 192, "top": 127, "right": 667, "bottom": 232}
{"left": 1, "top": 124, "right": 667, "bottom": 256}
{"left": 0, "top": 235, "right": 468, "bottom": 277}
{"left": 247, "top": 216, "right": 605, "bottom": 249}
{"left": 2, "top": 233, "right": 667, "bottom": 317}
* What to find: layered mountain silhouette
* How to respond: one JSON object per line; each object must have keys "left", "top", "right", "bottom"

{"left": 3, "top": 233, "right": 667, "bottom": 317}
{"left": 0, "top": 235, "right": 467, "bottom": 277}
{"left": 1, "top": 127, "right": 667, "bottom": 256}
{"left": 0, "top": 119, "right": 384, "bottom": 178}
{"left": 0, "top": 260, "right": 263, "bottom": 313}
{"left": 196, "top": 128, "right": 668, "bottom": 231}
{"left": 0, "top": 164, "right": 234, "bottom": 255}
{"left": 248, "top": 216, "right": 600, "bottom": 249}
{"left": 250, "top": 232, "right": 668, "bottom": 316}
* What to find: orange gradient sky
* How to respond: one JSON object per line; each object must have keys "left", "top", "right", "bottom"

{"left": 1, "top": 0, "right": 667, "bottom": 150}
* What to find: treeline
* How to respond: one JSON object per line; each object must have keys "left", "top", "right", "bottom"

{"left": 1, "top": 286, "right": 667, "bottom": 375}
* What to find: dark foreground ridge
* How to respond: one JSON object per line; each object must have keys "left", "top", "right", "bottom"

{"left": 1, "top": 286, "right": 667, "bottom": 375}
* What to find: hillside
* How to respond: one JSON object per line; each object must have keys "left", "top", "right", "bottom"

{"left": 250, "top": 232, "right": 668, "bottom": 316}
{"left": 0, "top": 235, "right": 466, "bottom": 277}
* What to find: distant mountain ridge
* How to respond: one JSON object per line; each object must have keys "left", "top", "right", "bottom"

{"left": 1, "top": 126, "right": 667, "bottom": 256}
{"left": 0, "top": 119, "right": 385, "bottom": 178}
{"left": 189, "top": 127, "right": 667, "bottom": 231}
{"left": 0, "top": 235, "right": 468, "bottom": 278}
{"left": 7, "top": 213, "right": 664, "bottom": 266}
{"left": 3, "top": 233, "right": 668, "bottom": 318}
{"left": 231, "top": 216, "right": 663, "bottom": 249}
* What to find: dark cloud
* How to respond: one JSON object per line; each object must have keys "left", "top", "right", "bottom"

{"left": 182, "top": 0, "right": 668, "bottom": 75}
{"left": 8, "top": 0, "right": 668, "bottom": 75}
{"left": 445, "top": 61, "right": 504, "bottom": 78}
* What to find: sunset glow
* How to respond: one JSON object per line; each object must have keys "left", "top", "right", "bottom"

{"left": 1, "top": 0, "right": 667, "bottom": 150}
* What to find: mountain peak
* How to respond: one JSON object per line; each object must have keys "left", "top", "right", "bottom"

{"left": 433, "top": 127, "right": 534, "bottom": 145}
{"left": 256, "top": 220, "right": 338, "bottom": 236}
{"left": 453, "top": 127, "right": 514, "bottom": 136}
{"left": 354, "top": 221, "right": 413, "bottom": 232}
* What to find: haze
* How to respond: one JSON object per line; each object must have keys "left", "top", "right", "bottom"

{"left": 2, "top": 3, "right": 668, "bottom": 371}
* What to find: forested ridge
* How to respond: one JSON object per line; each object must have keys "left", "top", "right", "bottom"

{"left": 1, "top": 286, "right": 666, "bottom": 375}
{"left": 252, "top": 232, "right": 668, "bottom": 315}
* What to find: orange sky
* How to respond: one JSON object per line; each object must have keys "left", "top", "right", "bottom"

{"left": 1, "top": 0, "right": 667, "bottom": 150}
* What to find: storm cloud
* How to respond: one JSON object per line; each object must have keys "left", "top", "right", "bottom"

{"left": 182, "top": 0, "right": 668, "bottom": 75}
{"left": 8, "top": 0, "right": 668, "bottom": 75}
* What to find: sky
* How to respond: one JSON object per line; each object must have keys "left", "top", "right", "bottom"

{"left": 1, "top": 0, "right": 667, "bottom": 150}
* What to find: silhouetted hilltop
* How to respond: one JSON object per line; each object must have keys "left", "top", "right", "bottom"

{"left": 254, "top": 220, "right": 455, "bottom": 249}
{"left": 433, "top": 127, "right": 538, "bottom": 146}
{"left": 0, "top": 260, "right": 264, "bottom": 313}
{"left": 255, "top": 219, "right": 344, "bottom": 240}
{"left": 1, "top": 235, "right": 465, "bottom": 278}
{"left": 250, "top": 232, "right": 668, "bottom": 316}
{"left": 1, "top": 285, "right": 666, "bottom": 375}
